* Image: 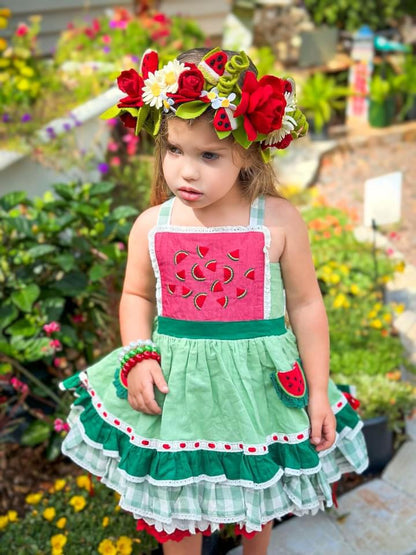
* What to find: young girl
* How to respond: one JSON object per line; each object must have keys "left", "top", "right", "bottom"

{"left": 61, "top": 47, "right": 368, "bottom": 554}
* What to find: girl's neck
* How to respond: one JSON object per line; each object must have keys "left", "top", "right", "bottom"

{"left": 171, "top": 195, "right": 253, "bottom": 228}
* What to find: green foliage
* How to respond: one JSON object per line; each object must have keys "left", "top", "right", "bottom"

{"left": 298, "top": 72, "right": 351, "bottom": 133}
{"left": 0, "top": 182, "right": 138, "bottom": 445}
{"left": 0, "top": 474, "right": 158, "bottom": 554}
{"left": 303, "top": 0, "right": 410, "bottom": 32}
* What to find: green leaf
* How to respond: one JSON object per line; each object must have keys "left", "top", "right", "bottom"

{"left": 176, "top": 101, "right": 210, "bottom": 119}
{"left": 0, "top": 191, "right": 28, "bottom": 211}
{"left": 89, "top": 181, "right": 115, "bottom": 197}
{"left": 136, "top": 104, "right": 150, "bottom": 133}
{"left": 55, "top": 253, "right": 76, "bottom": 272}
{"left": 53, "top": 183, "right": 75, "bottom": 201}
{"left": 41, "top": 298, "right": 65, "bottom": 322}
{"left": 21, "top": 420, "right": 52, "bottom": 447}
{"left": 89, "top": 263, "right": 110, "bottom": 282}
{"left": 53, "top": 271, "right": 88, "bottom": 297}
{"left": 111, "top": 205, "right": 139, "bottom": 220}
{"left": 11, "top": 284, "right": 40, "bottom": 312}
{"left": 27, "top": 244, "right": 56, "bottom": 258}
{"left": 23, "top": 337, "right": 52, "bottom": 362}
{"left": 232, "top": 119, "right": 252, "bottom": 149}
{"left": 0, "top": 362, "right": 13, "bottom": 375}
{"left": 100, "top": 104, "right": 121, "bottom": 120}
{"left": 0, "top": 304, "right": 18, "bottom": 331}
{"left": 7, "top": 318, "right": 37, "bottom": 337}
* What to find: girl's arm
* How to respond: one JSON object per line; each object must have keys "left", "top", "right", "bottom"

{"left": 119, "top": 207, "right": 169, "bottom": 414}
{"left": 275, "top": 199, "right": 336, "bottom": 452}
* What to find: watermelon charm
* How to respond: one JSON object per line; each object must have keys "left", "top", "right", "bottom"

{"left": 198, "top": 48, "right": 227, "bottom": 84}
{"left": 270, "top": 359, "right": 308, "bottom": 408}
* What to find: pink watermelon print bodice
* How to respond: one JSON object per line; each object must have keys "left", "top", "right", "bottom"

{"left": 150, "top": 227, "right": 271, "bottom": 322}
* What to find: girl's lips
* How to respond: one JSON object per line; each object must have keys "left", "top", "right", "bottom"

{"left": 178, "top": 188, "right": 203, "bottom": 202}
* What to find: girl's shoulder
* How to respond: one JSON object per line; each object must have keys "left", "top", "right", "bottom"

{"left": 263, "top": 195, "right": 306, "bottom": 230}
{"left": 129, "top": 204, "right": 162, "bottom": 239}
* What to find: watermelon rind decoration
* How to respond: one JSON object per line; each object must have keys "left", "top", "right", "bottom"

{"left": 191, "top": 263, "right": 206, "bottom": 281}
{"left": 196, "top": 246, "right": 209, "bottom": 258}
{"left": 181, "top": 286, "right": 193, "bottom": 298}
{"left": 227, "top": 249, "right": 240, "bottom": 261}
{"left": 194, "top": 292, "right": 207, "bottom": 310}
{"left": 223, "top": 265, "right": 234, "bottom": 284}
{"left": 205, "top": 259, "right": 217, "bottom": 272}
{"left": 113, "top": 366, "right": 128, "bottom": 399}
{"left": 211, "top": 280, "right": 223, "bottom": 293}
{"left": 174, "top": 250, "right": 189, "bottom": 264}
{"left": 270, "top": 359, "right": 308, "bottom": 408}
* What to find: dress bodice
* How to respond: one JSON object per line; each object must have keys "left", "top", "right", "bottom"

{"left": 148, "top": 197, "right": 285, "bottom": 322}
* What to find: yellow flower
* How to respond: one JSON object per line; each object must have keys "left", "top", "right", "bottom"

{"left": 114, "top": 492, "right": 121, "bottom": 502}
{"left": 0, "top": 38, "right": 7, "bottom": 51}
{"left": 76, "top": 475, "right": 91, "bottom": 491}
{"left": 51, "top": 548, "right": 63, "bottom": 555}
{"left": 350, "top": 284, "right": 360, "bottom": 295}
{"left": 383, "top": 313, "right": 392, "bottom": 323}
{"left": 50, "top": 534, "right": 67, "bottom": 550}
{"left": 102, "top": 516, "right": 110, "bottom": 527}
{"left": 0, "top": 16, "right": 8, "bottom": 29}
{"left": 370, "top": 319, "right": 382, "bottom": 329}
{"left": 367, "top": 310, "right": 377, "bottom": 319}
{"left": 16, "top": 77, "right": 30, "bottom": 91}
{"left": 54, "top": 479, "right": 66, "bottom": 492}
{"left": 98, "top": 538, "right": 117, "bottom": 555}
{"left": 116, "top": 536, "right": 133, "bottom": 555}
{"left": 0, "top": 516, "right": 8, "bottom": 530}
{"left": 69, "top": 495, "right": 87, "bottom": 512}
{"left": 7, "top": 510, "right": 18, "bottom": 522}
{"left": 333, "top": 293, "right": 348, "bottom": 309}
{"left": 56, "top": 517, "right": 67, "bottom": 529}
{"left": 43, "top": 507, "right": 56, "bottom": 522}
{"left": 114, "top": 504, "right": 121, "bottom": 512}
{"left": 329, "top": 273, "right": 340, "bottom": 284}
{"left": 339, "top": 264, "right": 349, "bottom": 275}
{"left": 374, "top": 303, "right": 382, "bottom": 312}
{"left": 20, "top": 65, "right": 34, "bottom": 77}
{"left": 395, "top": 261, "right": 405, "bottom": 273}
{"left": 26, "top": 492, "right": 43, "bottom": 505}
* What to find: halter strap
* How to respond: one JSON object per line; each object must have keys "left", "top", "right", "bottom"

{"left": 157, "top": 195, "right": 265, "bottom": 226}
{"left": 249, "top": 196, "right": 265, "bottom": 226}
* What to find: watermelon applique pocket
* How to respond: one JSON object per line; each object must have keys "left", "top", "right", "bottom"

{"left": 270, "top": 359, "right": 308, "bottom": 408}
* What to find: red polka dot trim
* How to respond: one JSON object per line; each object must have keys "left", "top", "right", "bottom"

{"left": 332, "top": 395, "right": 347, "bottom": 414}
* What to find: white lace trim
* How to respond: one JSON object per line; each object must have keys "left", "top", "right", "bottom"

{"left": 331, "top": 394, "right": 348, "bottom": 414}
{"left": 80, "top": 372, "right": 311, "bottom": 452}
{"left": 148, "top": 224, "right": 272, "bottom": 319}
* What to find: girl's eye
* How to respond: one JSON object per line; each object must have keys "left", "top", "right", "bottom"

{"left": 202, "top": 152, "right": 219, "bottom": 160}
{"left": 167, "top": 145, "right": 181, "bottom": 154}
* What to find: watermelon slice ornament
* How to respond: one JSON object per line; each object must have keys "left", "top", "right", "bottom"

{"left": 270, "top": 359, "right": 308, "bottom": 408}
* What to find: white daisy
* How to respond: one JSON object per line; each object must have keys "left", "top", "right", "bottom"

{"left": 212, "top": 92, "right": 237, "bottom": 111}
{"left": 142, "top": 71, "right": 166, "bottom": 108}
{"left": 161, "top": 94, "right": 176, "bottom": 113}
{"left": 201, "top": 87, "right": 219, "bottom": 103}
{"left": 158, "top": 59, "right": 188, "bottom": 94}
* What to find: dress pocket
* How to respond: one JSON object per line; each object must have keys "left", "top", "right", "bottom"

{"left": 270, "top": 358, "right": 308, "bottom": 408}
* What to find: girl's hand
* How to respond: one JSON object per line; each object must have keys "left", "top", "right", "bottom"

{"left": 307, "top": 394, "right": 336, "bottom": 452}
{"left": 127, "top": 360, "right": 169, "bottom": 414}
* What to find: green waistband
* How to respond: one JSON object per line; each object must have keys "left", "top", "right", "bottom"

{"left": 156, "top": 316, "right": 287, "bottom": 340}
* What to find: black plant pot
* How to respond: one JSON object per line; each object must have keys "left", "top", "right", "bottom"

{"left": 362, "top": 415, "right": 394, "bottom": 474}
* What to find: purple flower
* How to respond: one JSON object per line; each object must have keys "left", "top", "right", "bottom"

{"left": 130, "top": 55, "right": 139, "bottom": 63}
{"left": 46, "top": 127, "right": 56, "bottom": 138}
{"left": 2, "top": 114, "right": 11, "bottom": 123}
{"left": 63, "top": 123, "right": 72, "bottom": 132}
{"left": 102, "top": 46, "right": 110, "bottom": 54}
{"left": 97, "top": 162, "right": 109, "bottom": 174}
{"left": 21, "top": 113, "right": 32, "bottom": 123}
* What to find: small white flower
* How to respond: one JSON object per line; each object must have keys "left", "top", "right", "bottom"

{"left": 142, "top": 71, "right": 166, "bottom": 108}
{"left": 158, "top": 59, "right": 188, "bottom": 94}
{"left": 161, "top": 94, "right": 176, "bottom": 113}
{"left": 201, "top": 87, "right": 219, "bottom": 103}
{"left": 212, "top": 92, "right": 237, "bottom": 111}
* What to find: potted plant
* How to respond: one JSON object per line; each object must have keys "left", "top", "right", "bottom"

{"left": 298, "top": 72, "right": 351, "bottom": 139}
{"left": 394, "top": 54, "right": 416, "bottom": 121}
{"left": 368, "top": 73, "right": 397, "bottom": 127}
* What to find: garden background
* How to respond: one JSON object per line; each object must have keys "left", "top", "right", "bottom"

{"left": 0, "top": 1, "right": 415, "bottom": 554}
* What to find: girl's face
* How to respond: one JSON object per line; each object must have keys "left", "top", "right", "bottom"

{"left": 162, "top": 117, "right": 245, "bottom": 211}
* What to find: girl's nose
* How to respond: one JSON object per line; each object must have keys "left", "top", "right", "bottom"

{"left": 180, "top": 158, "right": 199, "bottom": 181}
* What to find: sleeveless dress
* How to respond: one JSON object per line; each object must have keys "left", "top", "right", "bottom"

{"left": 60, "top": 196, "right": 368, "bottom": 540}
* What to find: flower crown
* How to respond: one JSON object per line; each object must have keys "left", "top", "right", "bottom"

{"left": 103, "top": 47, "right": 308, "bottom": 160}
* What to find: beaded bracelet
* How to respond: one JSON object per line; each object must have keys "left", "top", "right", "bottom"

{"left": 114, "top": 340, "right": 161, "bottom": 399}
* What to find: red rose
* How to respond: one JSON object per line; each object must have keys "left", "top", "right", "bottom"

{"left": 233, "top": 72, "right": 287, "bottom": 141}
{"left": 120, "top": 112, "right": 137, "bottom": 129}
{"left": 266, "top": 133, "right": 293, "bottom": 150}
{"left": 117, "top": 69, "right": 144, "bottom": 108}
{"left": 168, "top": 63, "right": 205, "bottom": 104}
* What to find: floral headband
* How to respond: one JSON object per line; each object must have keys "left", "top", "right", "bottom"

{"left": 103, "top": 47, "right": 308, "bottom": 160}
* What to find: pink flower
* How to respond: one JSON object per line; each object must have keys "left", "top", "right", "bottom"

{"left": 110, "top": 156, "right": 121, "bottom": 167}
{"left": 54, "top": 418, "right": 70, "bottom": 433}
{"left": 72, "top": 314, "right": 86, "bottom": 324}
{"left": 106, "top": 118, "right": 118, "bottom": 127}
{"left": 386, "top": 248, "right": 394, "bottom": 257}
{"left": 102, "top": 34, "right": 111, "bottom": 44}
{"left": 43, "top": 321, "right": 61, "bottom": 335}
{"left": 16, "top": 23, "right": 29, "bottom": 37}
{"left": 10, "top": 377, "right": 29, "bottom": 394}
{"left": 107, "top": 141, "right": 118, "bottom": 152}
{"left": 49, "top": 339, "right": 62, "bottom": 351}
{"left": 117, "top": 242, "right": 126, "bottom": 251}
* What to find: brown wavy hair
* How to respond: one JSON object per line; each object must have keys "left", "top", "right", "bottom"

{"left": 150, "top": 48, "right": 281, "bottom": 206}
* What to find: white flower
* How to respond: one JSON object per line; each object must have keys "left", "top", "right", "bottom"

{"left": 142, "top": 71, "right": 166, "bottom": 108}
{"left": 161, "top": 94, "right": 176, "bottom": 113}
{"left": 212, "top": 92, "right": 237, "bottom": 111}
{"left": 158, "top": 59, "right": 188, "bottom": 93}
{"left": 201, "top": 87, "right": 219, "bottom": 103}
{"left": 263, "top": 81, "right": 298, "bottom": 146}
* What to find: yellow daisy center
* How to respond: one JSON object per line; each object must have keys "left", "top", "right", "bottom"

{"left": 164, "top": 70, "right": 176, "bottom": 86}
{"left": 150, "top": 82, "right": 161, "bottom": 96}
{"left": 207, "top": 91, "right": 216, "bottom": 100}
{"left": 221, "top": 98, "right": 230, "bottom": 108}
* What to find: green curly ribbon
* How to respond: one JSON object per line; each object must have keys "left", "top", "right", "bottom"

{"left": 217, "top": 51, "right": 249, "bottom": 97}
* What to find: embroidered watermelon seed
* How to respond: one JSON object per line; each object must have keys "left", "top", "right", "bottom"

{"left": 196, "top": 245, "right": 209, "bottom": 258}
{"left": 277, "top": 361, "right": 306, "bottom": 398}
{"left": 167, "top": 284, "right": 176, "bottom": 295}
{"left": 181, "top": 286, "right": 193, "bottom": 298}
{"left": 175, "top": 269, "right": 186, "bottom": 281}
{"left": 174, "top": 250, "right": 189, "bottom": 264}
{"left": 223, "top": 265, "right": 234, "bottom": 284}
{"left": 211, "top": 280, "right": 223, "bottom": 293}
{"left": 217, "top": 296, "right": 229, "bottom": 308}
{"left": 244, "top": 268, "right": 255, "bottom": 280}
{"left": 191, "top": 263, "right": 206, "bottom": 281}
{"left": 236, "top": 287, "right": 247, "bottom": 299}
{"left": 227, "top": 249, "right": 240, "bottom": 261}
{"left": 205, "top": 259, "right": 217, "bottom": 272}
{"left": 194, "top": 292, "right": 207, "bottom": 310}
